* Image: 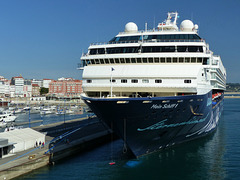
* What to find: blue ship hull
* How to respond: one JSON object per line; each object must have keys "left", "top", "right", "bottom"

{"left": 82, "top": 91, "right": 223, "bottom": 157}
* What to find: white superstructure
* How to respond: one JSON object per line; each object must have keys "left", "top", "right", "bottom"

{"left": 79, "top": 12, "right": 226, "bottom": 98}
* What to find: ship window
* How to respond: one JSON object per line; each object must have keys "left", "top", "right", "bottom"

{"left": 197, "top": 58, "right": 202, "bottom": 63}
{"left": 131, "top": 79, "right": 138, "bottom": 83}
{"left": 160, "top": 58, "right": 165, "bottom": 63}
{"left": 89, "top": 49, "right": 97, "bottom": 55}
{"left": 113, "top": 34, "right": 203, "bottom": 42}
{"left": 177, "top": 46, "right": 187, "bottom": 52}
{"left": 109, "top": 37, "right": 117, "bottom": 42}
{"left": 184, "top": 34, "right": 189, "bottom": 39}
{"left": 166, "top": 58, "right": 171, "bottom": 63}
{"left": 188, "top": 46, "right": 198, "bottom": 52}
{"left": 100, "top": 59, "right": 104, "bottom": 64}
{"left": 98, "top": 48, "right": 105, "bottom": 54}
{"left": 175, "top": 34, "right": 180, "bottom": 39}
{"left": 87, "top": 80, "right": 92, "bottom": 83}
{"left": 142, "top": 79, "right": 149, "bottom": 83}
{"left": 120, "top": 58, "right": 125, "bottom": 63}
{"left": 89, "top": 48, "right": 105, "bottom": 55}
{"left": 185, "top": 58, "right": 190, "bottom": 63}
{"left": 148, "top": 58, "right": 153, "bottom": 63}
{"left": 177, "top": 46, "right": 203, "bottom": 52}
{"left": 163, "top": 46, "right": 175, "bottom": 52}
{"left": 179, "top": 57, "right": 184, "bottom": 63}
{"left": 143, "top": 35, "right": 148, "bottom": 40}
{"left": 154, "top": 58, "right": 160, "bottom": 63}
{"left": 126, "top": 58, "right": 131, "bottom": 63}
{"left": 143, "top": 58, "right": 147, "bottom": 63}
{"left": 142, "top": 46, "right": 175, "bottom": 53}
{"left": 110, "top": 79, "right": 116, "bottom": 83}
{"left": 203, "top": 58, "right": 209, "bottom": 65}
{"left": 121, "top": 79, "right": 127, "bottom": 83}
{"left": 173, "top": 58, "right": 177, "bottom": 63}
{"left": 184, "top": 80, "right": 191, "bottom": 83}
{"left": 109, "top": 59, "right": 114, "bottom": 63}
{"left": 191, "top": 58, "right": 196, "bottom": 63}
{"left": 106, "top": 47, "right": 139, "bottom": 54}
{"left": 105, "top": 59, "right": 109, "bottom": 64}
{"left": 155, "top": 79, "right": 162, "bottom": 83}
{"left": 95, "top": 59, "right": 100, "bottom": 64}
{"left": 131, "top": 58, "right": 136, "bottom": 63}
{"left": 115, "top": 58, "right": 120, "bottom": 63}
{"left": 90, "top": 60, "right": 95, "bottom": 64}
{"left": 137, "top": 58, "right": 142, "bottom": 63}
{"left": 189, "top": 34, "right": 194, "bottom": 39}
{"left": 193, "top": 34, "right": 201, "bottom": 39}
{"left": 116, "top": 36, "right": 140, "bottom": 42}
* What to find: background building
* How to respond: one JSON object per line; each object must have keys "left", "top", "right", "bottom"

{"left": 49, "top": 78, "right": 82, "bottom": 98}
{"left": 43, "top": 79, "right": 53, "bottom": 88}
{"left": 31, "top": 79, "right": 43, "bottom": 87}
{"left": 24, "top": 80, "right": 32, "bottom": 97}
{"left": 11, "top": 76, "right": 24, "bottom": 97}
{"left": 32, "top": 84, "right": 40, "bottom": 97}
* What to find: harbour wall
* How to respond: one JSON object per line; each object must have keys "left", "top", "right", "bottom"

{"left": 0, "top": 117, "right": 114, "bottom": 179}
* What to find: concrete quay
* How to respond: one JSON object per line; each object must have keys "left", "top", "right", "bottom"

{"left": 0, "top": 136, "right": 52, "bottom": 180}
{"left": 0, "top": 116, "right": 113, "bottom": 179}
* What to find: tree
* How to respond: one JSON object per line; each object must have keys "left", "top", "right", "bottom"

{"left": 40, "top": 87, "right": 49, "bottom": 95}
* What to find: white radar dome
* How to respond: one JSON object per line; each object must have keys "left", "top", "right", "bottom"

{"left": 194, "top": 24, "right": 199, "bottom": 30}
{"left": 125, "top": 22, "right": 138, "bottom": 33}
{"left": 180, "top": 20, "right": 194, "bottom": 32}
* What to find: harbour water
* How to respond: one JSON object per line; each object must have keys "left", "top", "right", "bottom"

{"left": 11, "top": 99, "right": 240, "bottom": 179}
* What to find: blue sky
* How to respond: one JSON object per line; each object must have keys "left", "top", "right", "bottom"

{"left": 0, "top": 0, "right": 239, "bottom": 82}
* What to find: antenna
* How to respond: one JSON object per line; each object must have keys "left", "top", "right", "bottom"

{"left": 153, "top": 16, "right": 155, "bottom": 30}
{"left": 145, "top": 22, "right": 147, "bottom": 31}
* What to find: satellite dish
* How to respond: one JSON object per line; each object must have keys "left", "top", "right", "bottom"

{"left": 125, "top": 22, "right": 138, "bottom": 33}
{"left": 180, "top": 20, "right": 194, "bottom": 32}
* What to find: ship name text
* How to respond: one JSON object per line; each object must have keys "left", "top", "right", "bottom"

{"left": 151, "top": 103, "right": 178, "bottom": 109}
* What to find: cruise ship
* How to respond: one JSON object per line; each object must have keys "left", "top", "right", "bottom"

{"left": 79, "top": 12, "right": 226, "bottom": 157}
